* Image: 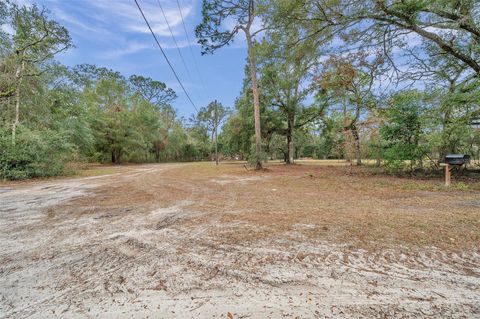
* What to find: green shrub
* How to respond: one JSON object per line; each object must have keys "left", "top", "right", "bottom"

{"left": 380, "top": 91, "right": 427, "bottom": 175}
{"left": 0, "top": 126, "right": 75, "bottom": 180}
{"left": 246, "top": 143, "right": 268, "bottom": 168}
{"left": 384, "top": 158, "right": 406, "bottom": 175}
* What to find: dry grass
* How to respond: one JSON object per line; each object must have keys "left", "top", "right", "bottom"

{"left": 205, "top": 163, "right": 480, "bottom": 252}
{"left": 60, "top": 161, "right": 480, "bottom": 252}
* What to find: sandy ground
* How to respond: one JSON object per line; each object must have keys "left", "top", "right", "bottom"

{"left": 0, "top": 162, "right": 479, "bottom": 318}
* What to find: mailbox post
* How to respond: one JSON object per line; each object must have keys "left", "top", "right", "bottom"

{"left": 443, "top": 154, "right": 470, "bottom": 186}
{"left": 445, "top": 164, "right": 451, "bottom": 186}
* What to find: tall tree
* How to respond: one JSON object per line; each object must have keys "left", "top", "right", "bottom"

{"left": 195, "top": 101, "right": 230, "bottom": 162}
{"left": 151, "top": 105, "right": 177, "bottom": 162}
{"left": 194, "top": 101, "right": 230, "bottom": 143}
{"left": 317, "top": 52, "right": 384, "bottom": 165}
{"left": 406, "top": 39, "right": 480, "bottom": 159}
{"left": 257, "top": 25, "right": 323, "bottom": 164}
{"left": 129, "top": 75, "right": 176, "bottom": 108}
{"left": 128, "top": 75, "right": 177, "bottom": 162}
{"left": 2, "top": 2, "right": 72, "bottom": 143}
{"left": 196, "top": 0, "right": 266, "bottom": 169}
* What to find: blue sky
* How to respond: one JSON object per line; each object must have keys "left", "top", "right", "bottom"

{"left": 15, "top": 0, "right": 249, "bottom": 119}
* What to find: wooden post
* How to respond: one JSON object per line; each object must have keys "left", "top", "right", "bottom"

{"left": 445, "top": 164, "right": 451, "bottom": 186}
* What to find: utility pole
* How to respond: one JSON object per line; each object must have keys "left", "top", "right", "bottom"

{"left": 214, "top": 100, "right": 219, "bottom": 166}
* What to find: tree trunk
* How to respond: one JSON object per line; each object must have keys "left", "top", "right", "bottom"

{"left": 245, "top": 29, "right": 262, "bottom": 170}
{"left": 12, "top": 61, "right": 25, "bottom": 145}
{"left": 214, "top": 100, "right": 219, "bottom": 166}
{"left": 286, "top": 114, "right": 294, "bottom": 164}
{"left": 375, "top": 137, "right": 381, "bottom": 167}
{"left": 351, "top": 125, "right": 362, "bottom": 166}
{"left": 112, "top": 150, "right": 121, "bottom": 164}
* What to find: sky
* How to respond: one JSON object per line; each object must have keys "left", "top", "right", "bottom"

{"left": 13, "top": 0, "right": 250, "bottom": 119}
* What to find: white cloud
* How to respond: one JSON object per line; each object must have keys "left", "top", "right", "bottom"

{"left": 84, "top": 0, "right": 193, "bottom": 37}
{"left": 99, "top": 41, "right": 153, "bottom": 59}
{"left": 32, "top": 0, "right": 199, "bottom": 63}
{"left": 98, "top": 38, "right": 194, "bottom": 60}
{"left": 52, "top": 7, "right": 107, "bottom": 35}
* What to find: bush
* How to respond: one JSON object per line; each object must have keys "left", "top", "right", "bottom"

{"left": 246, "top": 143, "right": 268, "bottom": 168}
{"left": 380, "top": 90, "right": 427, "bottom": 175}
{"left": 383, "top": 158, "right": 407, "bottom": 175}
{"left": 0, "top": 126, "right": 75, "bottom": 180}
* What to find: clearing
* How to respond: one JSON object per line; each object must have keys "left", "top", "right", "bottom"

{"left": 1, "top": 161, "right": 479, "bottom": 318}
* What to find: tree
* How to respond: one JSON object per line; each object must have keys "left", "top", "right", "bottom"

{"left": 151, "top": 105, "right": 176, "bottom": 162}
{"left": 2, "top": 2, "right": 72, "bottom": 143}
{"left": 317, "top": 51, "right": 384, "bottom": 165}
{"left": 129, "top": 75, "right": 176, "bottom": 108}
{"left": 196, "top": 0, "right": 266, "bottom": 169}
{"left": 315, "top": 113, "right": 347, "bottom": 159}
{"left": 220, "top": 99, "right": 254, "bottom": 160}
{"left": 406, "top": 40, "right": 480, "bottom": 161}
{"left": 82, "top": 74, "right": 132, "bottom": 164}
{"left": 284, "top": 0, "right": 480, "bottom": 78}
{"left": 257, "top": 23, "right": 323, "bottom": 164}
{"left": 128, "top": 75, "right": 177, "bottom": 162}
{"left": 194, "top": 101, "right": 230, "bottom": 143}
{"left": 0, "top": 2, "right": 13, "bottom": 99}
{"left": 380, "top": 90, "right": 427, "bottom": 174}
{"left": 192, "top": 100, "right": 231, "bottom": 163}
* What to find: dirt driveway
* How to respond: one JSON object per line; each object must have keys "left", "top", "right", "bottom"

{"left": 1, "top": 162, "right": 479, "bottom": 318}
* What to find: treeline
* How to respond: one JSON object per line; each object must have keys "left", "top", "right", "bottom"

{"left": 0, "top": 2, "right": 212, "bottom": 180}
{"left": 196, "top": 0, "right": 480, "bottom": 173}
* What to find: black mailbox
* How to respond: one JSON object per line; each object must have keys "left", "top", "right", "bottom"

{"left": 445, "top": 154, "right": 470, "bottom": 166}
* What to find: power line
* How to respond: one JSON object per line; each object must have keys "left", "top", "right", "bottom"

{"left": 155, "top": 0, "right": 194, "bottom": 85}
{"left": 133, "top": 0, "right": 198, "bottom": 112}
{"left": 175, "top": 0, "right": 207, "bottom": 91}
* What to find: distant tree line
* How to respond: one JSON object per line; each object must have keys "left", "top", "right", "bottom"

{"left": 0, "top": 2, "right": 217, "bottom": 180}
